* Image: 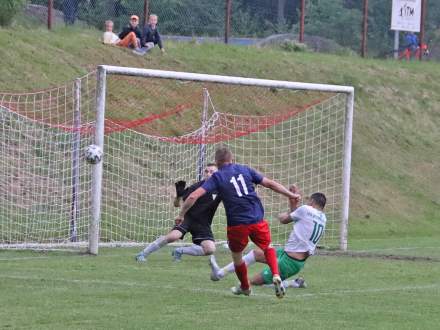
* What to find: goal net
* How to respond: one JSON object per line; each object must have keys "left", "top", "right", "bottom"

{"left": 0, "top": 76, "right": 96, "bottom": 249}
{"left": 0, "top": 67, "right": 353, "bottom": 253}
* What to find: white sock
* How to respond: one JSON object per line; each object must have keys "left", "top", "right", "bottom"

{"left": 289, "top": 280, "right": 300, "bottom": 288}
{"left": 221, "top": 262, "right": 235, "bottom": 276}
{"left": 142, "top": 236, "right": 167, "bottom": 256}
{"left": 263, "top": 280, "right": 289, "bottom": 289}
{"left": 220, "top": 250, "right": 257, "bottom": 277}
{"left": 243, "top": 250, "right": 256, "bottom": 266}
{"left": 179, "top": 244, "right": 205, "bottom": 256}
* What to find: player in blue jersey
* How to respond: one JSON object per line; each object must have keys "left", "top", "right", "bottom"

{"left": 175, "top": 146, "right": 300, "bottom": 298}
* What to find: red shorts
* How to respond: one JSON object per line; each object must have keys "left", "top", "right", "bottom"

{"left": 227, "top": 220, "right": 272, "bottom": 253}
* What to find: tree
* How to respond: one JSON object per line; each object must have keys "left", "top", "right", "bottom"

{"left": 277, "top": 0, "right": 286, "bottom": 25}
{"left": 0, "top": 0, "right": 26, "bottom": 26}
{"left": 305, "top": 0, "right": 362, "bottom": 48}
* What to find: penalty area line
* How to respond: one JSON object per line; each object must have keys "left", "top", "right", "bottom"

{"left": 355, "top": 246, "right": 440, "bottom": 252}
{"left": 0, "top": 253, "right": 131, "bottom": 262}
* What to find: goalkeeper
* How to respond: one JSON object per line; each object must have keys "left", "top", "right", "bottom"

{"left": 135, "top": 163, "right": 221, "bottom": 262}
{"left": 209, "top": 186, "right": 327, "bottom": 289}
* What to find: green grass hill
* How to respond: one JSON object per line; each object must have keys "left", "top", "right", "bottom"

{"left": 0, "top": 25, "right": 439, "bottom": 243}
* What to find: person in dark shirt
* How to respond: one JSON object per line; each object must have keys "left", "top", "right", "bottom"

{"left": 118, "top": 15, "right": 142, "bottom": 49}
{"left": 63, "top": 0, "right": 80, "bottom": 25}
{"left": 134, "top": 14, "right": 164, "bottom": 55}
{"left": 176, "top": 147, "right": 300, "bottom": 298}
{"left": 135, "top": 163, "right": 221, "bottom": 262}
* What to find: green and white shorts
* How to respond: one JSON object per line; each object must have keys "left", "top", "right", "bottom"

{"left": 261, "top": 248, "right": 305, "bottom": 284}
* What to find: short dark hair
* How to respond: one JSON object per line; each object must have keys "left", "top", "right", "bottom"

{"left": 310, "top": 192, "right": 326, "bottom": 209}
{"left": 215, "top": 147, "right": 233, "bottom": 166}
{"left": 206, "top": 162, "right": 217, "bottom": 167}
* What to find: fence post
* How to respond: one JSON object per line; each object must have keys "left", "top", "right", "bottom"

{"left": 299, "top": 0, "right": 305, "bottom": 43}
{"left": 48, "top": 0, "right": 53, "bottom": 30}
{"left": 419, "top": 0, "right": 426, "bottom": 61}
{"left": 394, "top": 30, "right": 400, "bottom": 60}
{"left": 143, "top": 0, "right": 150, "bottom": 27}
{"left": 225, "top": 0, "right": 232, "bottom": 44}
{"left": 361, "top": 0, "right": 368, "bottom": 57}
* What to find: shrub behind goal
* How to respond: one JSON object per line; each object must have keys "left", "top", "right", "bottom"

{"left": 0, "top": 66, "right": 354, "bottom": 254}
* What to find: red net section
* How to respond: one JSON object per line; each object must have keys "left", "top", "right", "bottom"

{"left": 1, "top": 73, "right": 330, "bottom": 141}
{"left": 102, "top": 76, "right": 330, "bottom": 138}
{"left": 162, "top": 98, "right": 325, "bottom": 145}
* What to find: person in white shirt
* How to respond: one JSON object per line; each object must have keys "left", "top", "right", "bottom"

{"left": 102, "top": 20, "right": 121, "bottom": 45}
{"left": 102, "top": 18, "right": 140, "bottom": 49}
{"left": 210, "top": 185, "right": 327, "bottom": 289}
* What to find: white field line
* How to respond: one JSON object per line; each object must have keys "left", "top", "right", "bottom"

{"left": 1, "top": 274, "right": 439, "bottom": 300}
{"left": 0, "top": 254, "right": 125, "bottom": 262}
{"left": 353, "top": 246, "right": 440, "bottom": 253}
{"left": 352, "top": 237, "right": 438, "bottom": 242}
{"left": 0, "top": 256, "right": 53, "bottom": 261}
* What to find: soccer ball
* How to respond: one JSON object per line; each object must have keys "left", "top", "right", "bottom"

{"left": 84, "top": 144, "right": 103, "bottom": 164}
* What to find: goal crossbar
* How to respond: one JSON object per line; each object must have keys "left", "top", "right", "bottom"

{"left": 100, "top": 65, "right": 354, "bottom": 94}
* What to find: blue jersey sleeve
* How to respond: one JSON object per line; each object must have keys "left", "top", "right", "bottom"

{"left": 248, "top": 167, "right": 264, "bottom": 184}
{"left": 201, "top": 174, "right": 218, "bottom": 193}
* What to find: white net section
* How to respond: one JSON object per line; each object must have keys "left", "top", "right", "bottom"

{"left": 100, "top": 93, "right": 346, "bottom": 248}
{"left": 0, "top": 74, "right": 96, "bottom": 248}
{"left": 0, "top": 72, "right": 348, "bottom": 249}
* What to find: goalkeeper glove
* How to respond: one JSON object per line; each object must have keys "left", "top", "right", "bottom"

{"left": 175, "top": 180, "right": 187, "bottom": 197}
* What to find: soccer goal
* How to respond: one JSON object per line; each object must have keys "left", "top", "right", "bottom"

{"left": 0, "top": 66, "right": 354, "bottom": 254}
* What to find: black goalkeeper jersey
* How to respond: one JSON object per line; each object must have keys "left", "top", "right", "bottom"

{"left": 182, "top": 180, "right": 221, "bottom": 226}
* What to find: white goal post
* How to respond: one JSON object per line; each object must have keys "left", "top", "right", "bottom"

{"left": 89, "top": 65, "right": 354, "bottom": 255}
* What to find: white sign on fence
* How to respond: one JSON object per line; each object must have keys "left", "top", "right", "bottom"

{"left": 391, "top": 0, "right": 421, "bottom": 32}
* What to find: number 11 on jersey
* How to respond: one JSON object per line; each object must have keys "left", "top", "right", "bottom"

{"left": 230, "top": 174, "right": 249, "bottom": 197}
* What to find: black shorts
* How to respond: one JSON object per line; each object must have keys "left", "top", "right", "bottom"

{"left": 173, "top": 218, "right": 214, "bottom": 245}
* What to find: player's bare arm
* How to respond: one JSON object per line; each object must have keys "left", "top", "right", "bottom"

{"left": 278, "top": 212, "right": 293, "bottom": 224}
{"left": 288, "top": 184, "right": 301, "bottom": 211}
{"left": 260, "top": 177, "right": 300, "bottom": 201}
{"left": 278, "top": 184, "right": 302, "bottom": 224}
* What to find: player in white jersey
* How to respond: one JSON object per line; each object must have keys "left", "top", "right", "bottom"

{"left": 209, "top": 186, "right": 327, "bottom": 288}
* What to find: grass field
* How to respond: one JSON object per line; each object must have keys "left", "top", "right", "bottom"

{"left": 1, "top": 240, "right": 440, "bottom": 329}
{"left": 1, "top": 23, "right": 440, "bottom": 329}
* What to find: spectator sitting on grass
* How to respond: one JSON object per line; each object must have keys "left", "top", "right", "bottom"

{"left": 116, "top": 15, "right": 142, "bottom": 49}
{"left": 102, "top": 20, "right": 121, "bottom": 45}
{"left": 141, "top": 14, "right": 164, "bottom": 53}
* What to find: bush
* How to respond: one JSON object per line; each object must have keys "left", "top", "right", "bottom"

{"left": 0, "top": 0, "right": 26, "bottom": 27}
{"left": 279, "top": 40, "right": 308, "bottom": 52}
